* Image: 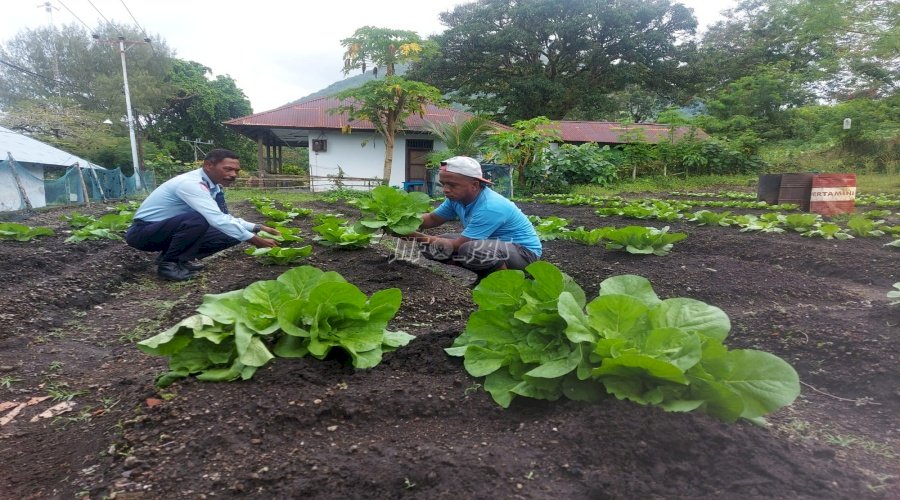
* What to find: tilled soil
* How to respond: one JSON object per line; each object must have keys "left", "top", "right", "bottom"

{"left": 0, "top": 195, "right": 897, "bottom": 499}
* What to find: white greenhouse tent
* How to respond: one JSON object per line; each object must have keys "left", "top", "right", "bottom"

{"left": 0, "top": 126, "right": 150, "bottom": 212}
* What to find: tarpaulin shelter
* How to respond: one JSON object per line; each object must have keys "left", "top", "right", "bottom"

{"left": 0, "top": 126, "right": 153, "bottom": 211}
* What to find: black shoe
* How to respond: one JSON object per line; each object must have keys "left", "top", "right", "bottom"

{"left": 157, "top": 261, "right": 197, "bottom": 281}
{"left": 180, "top": 260, "right": 205, "bottom": 271}
{"left": 155, "top": 253, "right": 204, "bottom": 271}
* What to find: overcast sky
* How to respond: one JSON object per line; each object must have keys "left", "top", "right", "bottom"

{"left": 2, "top": 0, "right": 736, "bottom": 113}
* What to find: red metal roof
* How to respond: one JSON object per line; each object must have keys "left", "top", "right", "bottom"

{"left": 224, "top": 96, "right": 482, "bottom": 132}
{"left": 556, "top": 121, "right": 709, "bottom": 144}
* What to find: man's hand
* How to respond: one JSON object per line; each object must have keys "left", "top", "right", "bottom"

{"left": 248, "top": 235, "right": 279, "bottom": 248}
{"left": 259, "top": 225, "right": 280, "bottom": 236}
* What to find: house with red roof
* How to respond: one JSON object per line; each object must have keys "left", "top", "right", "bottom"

{"left": 225, "top": 97, "right": 707, "bottom": 190}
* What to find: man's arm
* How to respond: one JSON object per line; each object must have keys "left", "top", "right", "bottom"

{"left": 419, "top": 212, "right": 446, "bottom": 231}
{"left": 405, "top": 213, "right": 472, "bottom": 251}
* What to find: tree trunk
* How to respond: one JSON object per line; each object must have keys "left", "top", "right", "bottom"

{"left": 382, "top": 132, "right": 395, "bottom": 185}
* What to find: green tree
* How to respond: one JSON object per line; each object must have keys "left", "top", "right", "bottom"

{"left": 333, "top": 76, "right": 444, "bottom": 183}
{"left": 409, "top": 0, "right": 697, "bottom": 122}
{"left": 145, "top": 59, "right": 253, "bottom": 163}
{"left": 0, "top": 97, "right": 132, "bottom": 167}
{"left": 425, "top": 115, "right": 498, "bottom": 166}
{"left": 341, "top": 26, "right": 436, "bottom": 77}
{"left": 696, "top": 64, "right": 810, "bottom": 147}
{"left": 483, "top": 116, "right": 560, "bottom": 185}
{"left": 0, "top": 23, "right": 173, "bottom": 123}
{"left": 696, "top": 0, "right": 899, "bottom": 100}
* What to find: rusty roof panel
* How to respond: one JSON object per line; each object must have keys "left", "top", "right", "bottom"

{"left": 556, "top": 121, "right": 709, "bottom": 144}
{"left": 225, "top": 96, "right": 493, "bottom": 132}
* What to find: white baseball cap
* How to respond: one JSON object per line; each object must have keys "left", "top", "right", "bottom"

{"left": 440, "top": 156, "right": 492, "bottom": 185}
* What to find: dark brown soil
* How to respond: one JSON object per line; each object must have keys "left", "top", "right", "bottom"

{"left": 0, "top": 195, "right": 897, "bottom": 499}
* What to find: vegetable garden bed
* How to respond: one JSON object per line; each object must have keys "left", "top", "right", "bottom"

{"left": 0, "top": 194, "right": 897, "bottom": 498}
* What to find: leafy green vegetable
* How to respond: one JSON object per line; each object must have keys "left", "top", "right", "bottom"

{"left": 0, "top": 222, "right": 55, "bottom": 241}
{"left": 528, "top": 215, "right": 570, "bottom": 241}
{"left": 559, "top": 226, "right": 610, "bottom": 245}
{"left": 65, "top": 212, "right": 133, "bottom": 242}
{"left": 245, "top": 245, "right": 313, "bottom": 265}
{"left": 781, "top": 213, "right": 822, "bottom": 233}
{"left": 60, "top": 211, "right": 95, "bottom": 228}
{"left": 602, "top": 226, "right": 687, "bottom": 256}
{"left": 886, "top": 239, "right": 900, "bottom": 249}
{"left": 352, "top": 185, "right": 433, "bottom": 235}
{"left": 311, "top": 216, "right": 374, "bottom": 248}
{"left": 688, "top": 210, "right": 735, "bottom": 227}
{"left": 846, "top": 216, "right": 885, "bottom": 237}
{"left": 888, "top": 283, "right": 900, "bottom": 305}
{"left": 803, "top": 223, "right": 853, "bottom": 240}
{"left": 447, "top": 262, "right": 800, "bottom": 423}
{"left": 257, "top": 225, "right": 303, "bottom": 243}
{"left": 138, "top": 266, "right": 414, "bottom": 386}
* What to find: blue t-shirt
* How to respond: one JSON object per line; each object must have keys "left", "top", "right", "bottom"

{"left": 433, "top": 188, "right": 542, "bottom": 257}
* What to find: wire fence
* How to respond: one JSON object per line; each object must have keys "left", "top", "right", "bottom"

{"left": 1, "top": 153, "right": 155, "bottom": 212}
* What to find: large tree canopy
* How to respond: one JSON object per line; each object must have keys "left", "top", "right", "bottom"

{"left": 408, "top": 0, "right": 697, "bottom": 123}
{"left": 144, "top": 59, "right": 253, "bottom": 160}
{"left": 696, "top": 0, "right": 899, "bottom": 100}
{"left": 0, "top": 23, "right": 254, "bottom": 170}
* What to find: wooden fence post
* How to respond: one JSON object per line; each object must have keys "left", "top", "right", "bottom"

{"left": 6, "top": 153, "right": 33, "bottom": 210}
{"left": 74, "top": 163, "right": 91, "bottom": 207}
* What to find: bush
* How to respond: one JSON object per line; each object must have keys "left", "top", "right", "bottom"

{"left": 547, "top": 143, "right": 619, "bottom": 186}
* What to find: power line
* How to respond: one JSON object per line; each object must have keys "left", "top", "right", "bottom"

{"left": 55, "top": 0, "right": 94, "bottom": 33}
{"left": 118, "top": 0, "right": 150, "bottom": 40}
{"left": 118, "top": 0, "right": 156, "bottom": 53}
{"left": 85, "top": 0, "right": 122, "bottom": 36}
{"left": 0, "top": 58, "right": 68, "bottom": 86}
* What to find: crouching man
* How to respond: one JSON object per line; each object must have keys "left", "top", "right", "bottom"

{"left": 125, "top": 149, "right": 279, "bottom": 281}
{"left": 401, "top": 156, "right": 541, "bottom": 286}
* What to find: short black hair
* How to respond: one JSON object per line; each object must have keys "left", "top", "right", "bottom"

{"left": 204, "top": 148, "right": 239, "bottom": 165}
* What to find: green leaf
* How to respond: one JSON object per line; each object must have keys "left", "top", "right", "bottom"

{"left": 558, "top": 291, "right": 595, "bottom": 343}
{"left": 648, "top": 298, "right": 731, "bottom": 341}
{"left": 483, "top": 370, "right": 520, "bottom": 408}
{"left": 598, "top": 275, "right": 661, "bottom": 307}
{"left": 350, "top": 349, "right": 383, "bottom": 369}
{"left": 196, "top": 359, "right": 245, "bottom": 382}
{"left": 382, "top": 330, "right": 415, "bottom": 349}
{"left": 525, "top": 345, "right": 582, "bottom": 378}
{"left": 367, "top": 288, "right": 403, "bottom": 324}
{"left": 585, "top": 294, "right": 650, "bottom": 339}
{"left": 196, "top": 290, "right": 248, "bottom": 325}
{"left": 463, "top": 345, "right": 509, "bottom": 376}
{"left": 137, "top": 314, "right": 214, "bottom": 354}
{"left": 273, "top": 334, "right": 309, "bottom": 358}
{"left": 276, "top": 298, "right": 311, "bottom": 337}
{"left": 278, "top": 266, "right": 341, "bottom": 297}
{"left": 471, "top": 269, "right": 527, "bottom": 308}
{"left": 720, "top": 350, "right": 800, "bottom": 419}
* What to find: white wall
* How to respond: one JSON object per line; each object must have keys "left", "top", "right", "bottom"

{"left": 0, "top": 163, "right": 46, "bottom": 211}
{"left": 307, "top": 131, "right": 445, "bottom": 191}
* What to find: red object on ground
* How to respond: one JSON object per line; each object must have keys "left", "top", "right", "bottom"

{"left": 810, "top": 174, "right": 857, "bottom": 216}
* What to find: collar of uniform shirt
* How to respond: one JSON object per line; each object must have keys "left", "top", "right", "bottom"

{"left": 199, "top": 169, "right": 222, "bottom": 197}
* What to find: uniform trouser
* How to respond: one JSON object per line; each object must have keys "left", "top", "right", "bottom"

{"left": 125, "top": 211, "right": 241, "bottom": 263}
{"left": 419, "top": 233, "right": 539, "bottom": 275}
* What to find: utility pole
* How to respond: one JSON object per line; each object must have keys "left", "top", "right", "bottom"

{"left": 38, "top": 2, "right": 62, "bottom": 92}
{"left": 93, "top": 34, "right": 151, "bottom": 191}
{"left": 181, "top": 137, "right": 214, "bottom": 162}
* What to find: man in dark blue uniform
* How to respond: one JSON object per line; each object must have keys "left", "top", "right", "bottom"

{"left": 126, "top": 149, "right": 278, "bottom": 281}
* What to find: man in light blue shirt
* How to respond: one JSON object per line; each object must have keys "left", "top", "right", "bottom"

{"left": 402, "top": 156, "right": 541, "bottom": 286}
{"left": 126, "top": 149, "right": 278, "bottom": 281}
